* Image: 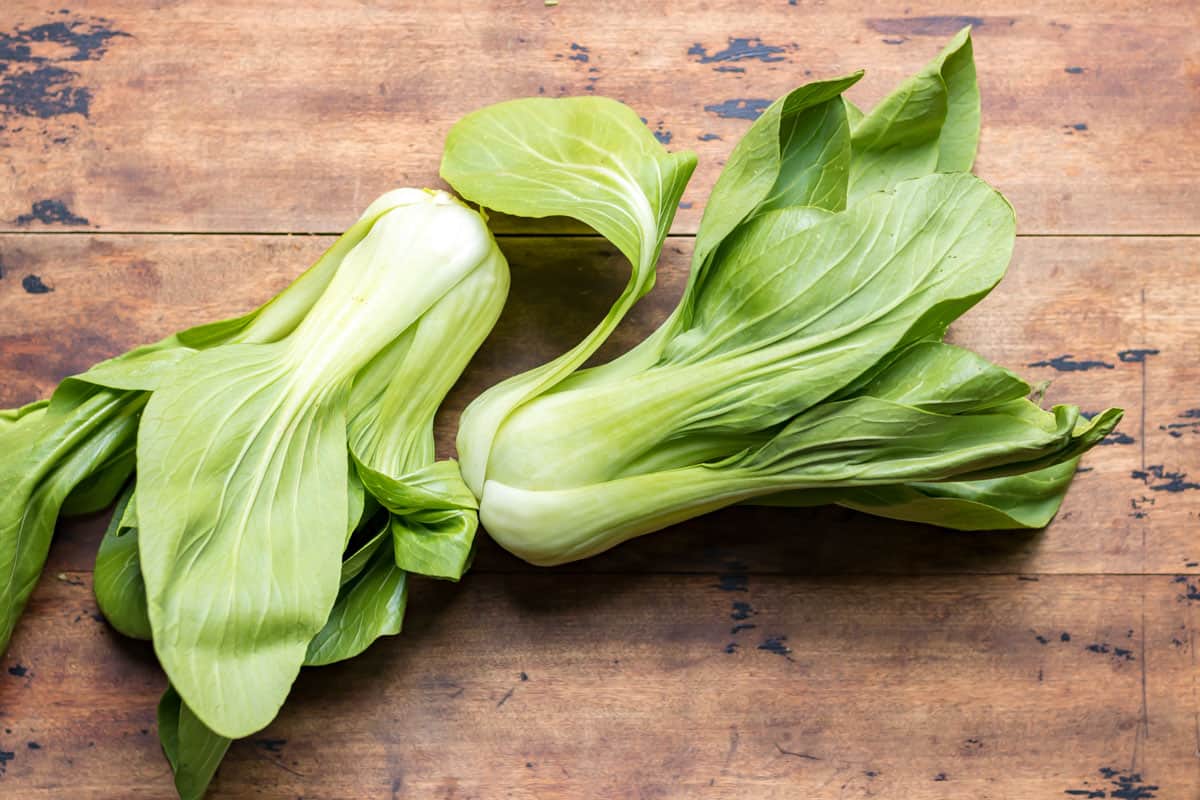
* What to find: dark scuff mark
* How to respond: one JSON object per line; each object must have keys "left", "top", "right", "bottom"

{"left": 1113, "top": 647, "right": 1134, "bottom": 661}
{"left": 731, "top": 601, "right": 755, "bottom": 620}
{"left": 254, "top": 738, "right": 286, "bottom": 754}
{"left": 1064, "top": 768, "right": 1159, "bottom": 799}
{"left": 774, "top": 743, "right": 819, "bottom": 760}
{"left": 716, "top": 573, "right": 748, "bottom": 592}
{"left": 26, "top": 741, "right": 39, "bottom": 750}
{"left": 723, "top": 642, "right": 738, "bottom": 654}
{"left": 0, "top": 16, "right": 129, "bottom": 120}
{"left": 1038, "top": 668, "right": 1044, "bottom": 682}
{"left": 1062, "top": 632, "right": 1071, "bottom": 642}
{"left": 1132, "top": 465, "right": 1200, "bottom": 493}
{"left": 678, "top": 201, "right": 693, "bottom": 209}
{"left": 713, "top": 65, "right": 745, "bottom": 73}
{"left": 652, "top": 127, "right": 672, "bottom": 145}
{"left": 1018, "top": 575, "right": 1039, "bottom": 582}
{"left": 15, "top": 198, "right": 88, "bottom": 226}
{"left": 698, "top": 132, "right": 721, "bottom": 141}
{"left": 7, "top": 663, "right": 28, "bottom": 677}
{"left": 1068, "top": 123, "right": 1088, "bottom": 131}
{"left": 964, "top": 738, "right": 983, "bottom": 748}
{"left": 519, "top": 671, "right": 528, "bottom": 681}
{"left": 731, "top": 623, "right": 756, "bottom": 634}
{"left": 934, "top": 773, "right": 948, "bottom": 781}
{"left": 1027, "top": 354, "right": 1114, "bottom": 372}
{"left": 1099, "top": 431, "right": 1135, "bottom": 446}
{"left": 705, "top": 99, "right": 771, "bottom": 120}
{"left": 1076, "top": 466, "right": 1094, "bottom": 474}
{"left": 866, "top": 16, "right": 1001, "bottom": 36}
{"left": 1085, "top": 643, "right": 1135, "bottom": 662}
{"left": 0, "top": 750, "right": 12, "bottom": 774}
{"left": 882, "top": 38, "right": 906, "bottom": 45}
{"left": 688, "top": 37, "right": 786, "bottom": 65}
{"left": 758, "top": 635, "right": 792, "bottom": 659}
{"left": 1065, "top": 66, "right": 1085, "bottom": 74}
{"left": 1086, "top": 643, "right": 1109, "bottom": 654}
{"left": 1036, "top": 634, "right": 1049, "bottom": 645}
{"left": 1117, "top": 349, "right": 1159, "bottom": 364}
{"left": 864, "top": 770, "right": 879, "bottom": 778}
{"left": 22, "top": 274, "right": 53, "bottom": 293}
{"left": 496, "top": 687, "right": 514, "bottom": 708}
{"left": 568, "top": 42, "right": 589, "bottom": 63}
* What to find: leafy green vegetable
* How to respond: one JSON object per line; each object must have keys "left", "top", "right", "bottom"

{"left": 136, "top": 189, "right": 506, "bottom": 738}
{"left": 444, "top": 30, "right": 1122, "bottom": 566}
{"left": 93, "top": 484, "right": 151, "bottom": 640}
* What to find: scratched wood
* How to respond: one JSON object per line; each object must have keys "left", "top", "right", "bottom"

{"left": 1, "top": 1, "right": 1198, "bottom": 235}
{"left": 2, "top": 234, "right": 1195, "bottom": 581}
{"left": 2, "top": 1, "right": 1199, "bottom": 797}
{"left": 2, "top": 571, "right": 1197, "bottom": 798}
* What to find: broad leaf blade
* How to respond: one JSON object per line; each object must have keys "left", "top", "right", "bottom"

{"left": 93, "top": 485, "right": 152, "bottom": 640}
{"left": 158, "top": 686, "right": 232, "bottom": 800}
{"left": 443, "top": 96, "right": 696, "bottom": 495}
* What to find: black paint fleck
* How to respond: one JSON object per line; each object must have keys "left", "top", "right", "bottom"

{"left": 758, "top": 635, "right": 792, "bottom": 659}
{"left": 1099, "top": 431, "right": 1135, "bottom": 446}
{"left": 1132, "top": 465, "right": 1200, "bottom": 493}
{"left": 730, "top": 623, "right": 757, "bottom": 634}
{"left": 26, "top": 741, "right": 39, "bottom": 750}
{"left": 705, "top": 99, "right": 771, "bottom": 120}
{"left": 723, "top": 642, "right": 738, "bottom": 654}
{"left": 0, "top": 16, "right": 129, "bottom": 120}
{"left": 1061, "top": 632, "right": 1071, "bottom": 642}
{"left": 254, "top": 738, "right": 286, "bottom": 754}
{"left": 7, "top": 663, "right": 27, "bottom": 677}
{"left": 1027, "top": 355, "right": 1114, "bottom": 372}
{"left": 1117, "top": 349, "right": 1159, "bottom": 363}
{"left": 0, "top": 750, "right": 12, "bottom": 774}
{"left": 21, "top": 274, "right": 52, "bottom": 293}
{"left": 688, "top": 37, "right": 786, "bottom": 65}
{"left": 697, "top": 133, "right": 721, "bottom": 141}
{"left": 1065, "top": 66, "right": 1085, "bottom": 74}
{"left": 15, "top": 198, "right": 88, "bottom": 226}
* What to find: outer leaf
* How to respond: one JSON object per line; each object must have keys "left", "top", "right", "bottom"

{"left": 158, "top": 686, "right": 232, "bottom": 800}
{"left": 442, "top": 96, "right": 696, "bottom": 495}
{"left": 849, "top": 27, "right": 979, "bottom": 200}
{"left": 93, "top": 485, "right": 152, "bottom": 640}
{"left": 137, "top": 347, "right": 352, "bottom": 738}
{"left": 0, "top": 390, "right": 142, "bottom": 652}
{"left": 480, "top": 400, "right": 1120, "bottom": 566}
{"left": 304, "top": 539, "right": 408, "bottom": 667}
{"left": 391, "top": 509, "right": 477, "bottom": 581}
{"left": 759, "top": 460, "right": 1082, "bottom": 530}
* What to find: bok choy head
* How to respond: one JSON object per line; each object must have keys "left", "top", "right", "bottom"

{"left": 443, "top": 29, "right": 1123, "bottom": 566}
{"left": 130, "top": 188, "right": 507, "bottom": 739}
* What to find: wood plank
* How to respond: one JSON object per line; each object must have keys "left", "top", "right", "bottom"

{"left": 2, "top": 233, "right": 1196, "bottom": 576}
{"left": 1, "top": 570, "right": 1197, "bottom": 797}
{"left": 1, "top": 2, "right": 1198, "bottom": 235}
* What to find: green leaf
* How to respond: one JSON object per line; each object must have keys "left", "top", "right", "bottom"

{"left": 304, "top": 538, "right": 408, "bottom": 667}
{"left": 758, "top": 460, "right": 1083, "bottom": 530}
{"left": 484, "top": 173, "right": 1017, "bottom": 491}
{"left": 137, "top": 347, "right": 352, "bottom": 738}
{"left": 0, "top": 390, "right": 142, "bottom": 652}
{"left": 442, "top": 95, "right": 696, "bottom": 495}
{"left": 391, "top": 508, "right": 478, "bottom": 581}
{"left": 93, "top": 485, "right": 152, "bottom": 640}
{"left": 849, "top": 27, "right": 979, "bottom": 201}
{"left": 158, "top": 686, "right": 232, "bottom": 800}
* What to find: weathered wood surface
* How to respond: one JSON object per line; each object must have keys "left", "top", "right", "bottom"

{"left": 1, "top": 2, "right": 1198, "bottom": 235}
{"left": 3, "top": 572, "right": 1197, "bottom": 798}
{"left": 2, "top": 0, "right": 1199, "bottom": 797}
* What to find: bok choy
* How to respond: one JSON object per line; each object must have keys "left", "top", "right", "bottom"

{"left": 444, "top": 28, "right": 1122, "bottom": 565}
{"left": 1, "top": 188, "right": 509, "bottom": 797}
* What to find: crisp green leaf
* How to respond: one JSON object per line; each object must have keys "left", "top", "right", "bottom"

{"left": 0, "top": 390, "right": 142, "bottom": 652}
{"left": 849, "top": 27, "right": 979, "bottom": 200}
{"left": 391, "top": 508, "right": 477, "bottom": 581}
{"left": 158, "top": 686, "right": 231, "bottom": 800}
{"left": 93, "top": 485, "right": 152, "bottom": 640}
{"left": 304, "top": 539, "right": 408, "bottom": 667}
{"left": 442, "top": 96, "right": 696, "bottom": 495}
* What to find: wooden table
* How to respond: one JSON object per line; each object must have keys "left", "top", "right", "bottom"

{"left": 1, "top": 2, "right": 1197, "bottom": 797}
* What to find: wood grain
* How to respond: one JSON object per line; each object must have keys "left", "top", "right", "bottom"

{"left": 1, "top": 1, "right": 1198, "bottom": 235}
{"left": 2, "top": 570, "right": 1195, "bottom": 798}
{"left": 2, "top": 233, "right": 1196, "bottom": 578}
